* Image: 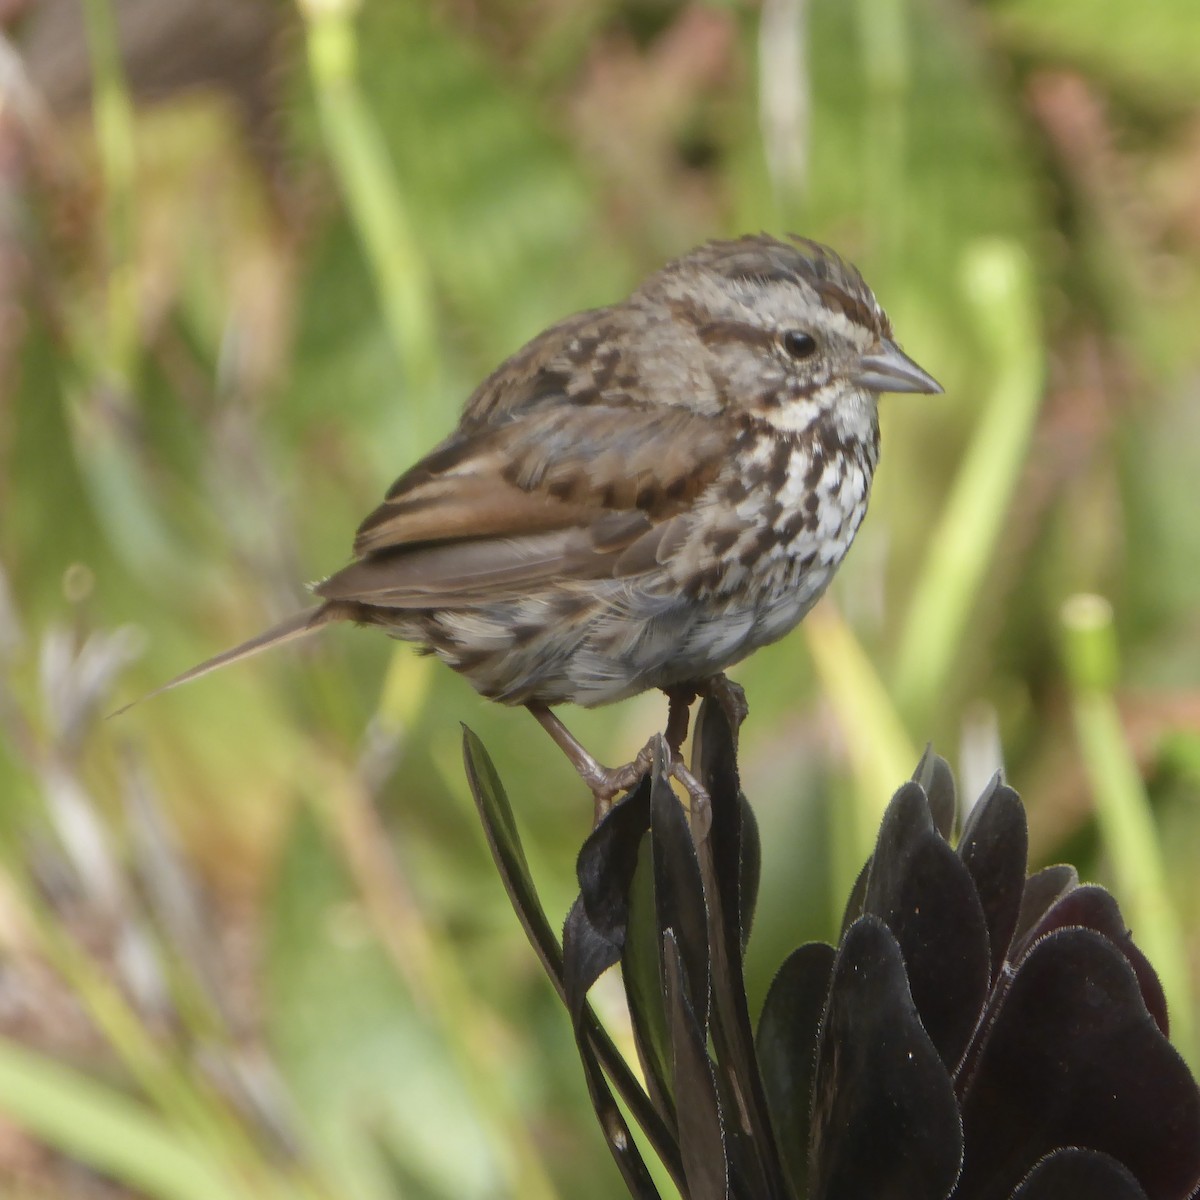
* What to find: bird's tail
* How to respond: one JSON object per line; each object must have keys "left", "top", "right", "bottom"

{"left": 111, "top": 603, "right": 342, "bottom": 717}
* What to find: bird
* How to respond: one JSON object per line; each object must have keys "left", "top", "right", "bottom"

{"left": 133, "top": 234, "right": 940, "bottom": 812}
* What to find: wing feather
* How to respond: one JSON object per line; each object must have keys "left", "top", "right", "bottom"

{"left": 354, "top": 473, "right": 598, "bottom": 556}
{"left": 317, "top": 532, "right": 584, "bottom": 607}
{"left": 320, "top": 313, "right": 731, "bottom": 609}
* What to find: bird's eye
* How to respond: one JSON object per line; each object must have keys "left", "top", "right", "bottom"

{"left": 781, "top": 330, "right": 818, "bottom": 360}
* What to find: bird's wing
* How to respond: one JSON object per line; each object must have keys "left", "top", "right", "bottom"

{"left": 316, "top": 400, "right": 728, "bottom": 609}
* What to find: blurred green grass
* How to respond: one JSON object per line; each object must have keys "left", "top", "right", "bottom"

{"left": 1, "top": 0, "right": 1198, "bottom": 1195}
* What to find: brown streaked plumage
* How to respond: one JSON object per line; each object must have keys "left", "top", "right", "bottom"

{"left": 133, "top": 234, "right": 941, "bottom": 808}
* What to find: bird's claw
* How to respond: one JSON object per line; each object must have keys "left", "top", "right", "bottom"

{"left": 528, "top": 699, "right": 715, "bottom": 827}
{"left": 587, "top": 743, "right": 656, "bottom": 822}
{"left": 588, "top": 742, "right": 711, "bottom": 831}
{"left": 668, "top": 759, "right": 712, "bottom": 836}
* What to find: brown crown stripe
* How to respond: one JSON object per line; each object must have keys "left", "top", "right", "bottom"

{"left": 725, "top": 263, "right": 806, "bottom": 286}
{"left": 813, "top": 280, "right": 877, "bottom": 333}
{"left": 697, "top": 320, "right": 777, "bottom": 351}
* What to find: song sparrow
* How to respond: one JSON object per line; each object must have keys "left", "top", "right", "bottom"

{"left": 142, "top": 234, "right": 940, "bottom": 807}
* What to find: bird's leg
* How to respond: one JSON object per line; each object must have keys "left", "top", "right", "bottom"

{"left": 663, "top": 684, "right": 700, "bottom": 759}
{"left": 527, "top": 686, "right": 721, "bottom": 825}
{"left": 659, "top": 684, "right": 713, "bottom": 819}
{"left": 669, "top": 758, "right": 711, "bottom": 829}
{"left": 653, "top": 676, "right": 747, "bottom": 825}
{"left": 662, "top": 674, "right": 748, "bottom": 761}
{"left": 527, "top": 704, "right": 653, "bottom": 822}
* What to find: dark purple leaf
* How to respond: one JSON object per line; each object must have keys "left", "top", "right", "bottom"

{"left": 561, "top": 894, "right": 685, "bottom": 1197}
{"left": 810, "top": 916, "right": 963, "bottom": 1200}
{"left": 1008, "top": 1148, "right": 1149, "bottom": 1200}
{"left": 756, "top": 942, "right": 836, "bottom": 1199}
{"left": 463, "top": 728, "right": 680, "bottom": 1196}
{"left": 664, "top": 932, "right": 730, "bottom": 1200}
{"left": 651, "top": 743, "right": 710, "bottom": 1025}
{"left": 691, "top": 699, "right": 788, "bottom": 1199}
{"left": 568, "top": 1016, "right": 667, "bottom": 1200}
{"left": 463, "top": 726, "right": 566, "bottom": 993}
{"left": 957, "top": 775, "right": 1028, "bottom": 982}
{"left": 864, "top": 782, "right": 991, "bottom": 1071}
{"left": 563, "top": 896, "right": 622, "bottom": 1025}
{"left": 736, "top": 792, "right": 761, "bottom": 956}
{"left": 1009, "top": 884, "right": 1168, "bottom": 1036}
{"left": 691, "top": 697, "right": 755, "bottom": 956}
{"left": 913, "top": 745, "right": 958, "bottom": 841}
{"left": 577, "top": 777, "right": 653, "bottom": 939}
{"left": 955, "top": 928, "right": 1200, "bottom": 1200}
{"left": 565, "top": 775, "right": 654, "bottom": 1024}
{"left": 1011, "top": 864, "right": 1078, "bottom": 948}
{"left": 838, "top": 857, "right": 871, "bottom": 937}
{"left": 623, "top": 836, "right": 675, "bottom": 1124}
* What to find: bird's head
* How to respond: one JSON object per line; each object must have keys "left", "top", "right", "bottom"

{"left": 637, "top": 234, "right": 941, "bottom": 438}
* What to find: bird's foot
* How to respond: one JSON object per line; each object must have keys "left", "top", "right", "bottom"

{"left": 586, "top": 745, "right": 656, "bottom": 823}
{"left": 620, "top": 735, "right": 711, "bottom": 830}
{"left": 527, "top": 704, "right": 711, "bottom": 826}
{"left": 527, "top": 704, "right": 652, "bottom": 822}
{"left": 667, "top": 756, "right": 712, "bottom": 835}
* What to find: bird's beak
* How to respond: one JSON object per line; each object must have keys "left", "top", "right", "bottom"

{"left": 854, "top": 339, "right": 943, "bottom": 395}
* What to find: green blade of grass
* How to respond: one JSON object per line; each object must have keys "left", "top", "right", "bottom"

{"left": 1061, "top": 594, "right": 1196, "bottom": 1069}
{"left": 804, "top": 603, "right": 918, "bottom": 870}
{"left": 299, "top": 0, "right": 439, "bottom": 446}
{"left": 0, "top": 1036, "right": 241, "bottom": 1200}
{"left": 79, "top": 0, "right": 139, "bottom": 385}
{"left": 892, "top": 239, "right": 1043, "bottom": 724}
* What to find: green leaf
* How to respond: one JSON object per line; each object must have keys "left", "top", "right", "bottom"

{"left": 265, "top": 804, "right": 496, "bottom": 1200}
{"left": 993, "top": 0, "right": 1200, "bottom": 104}
{"left": 0, "top": 1037, "right": 243, "bottom": 1200}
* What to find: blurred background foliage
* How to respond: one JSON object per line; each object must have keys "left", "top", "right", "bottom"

{"left": 0, "top": 0, "right": 1198, "bottom": 1195}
